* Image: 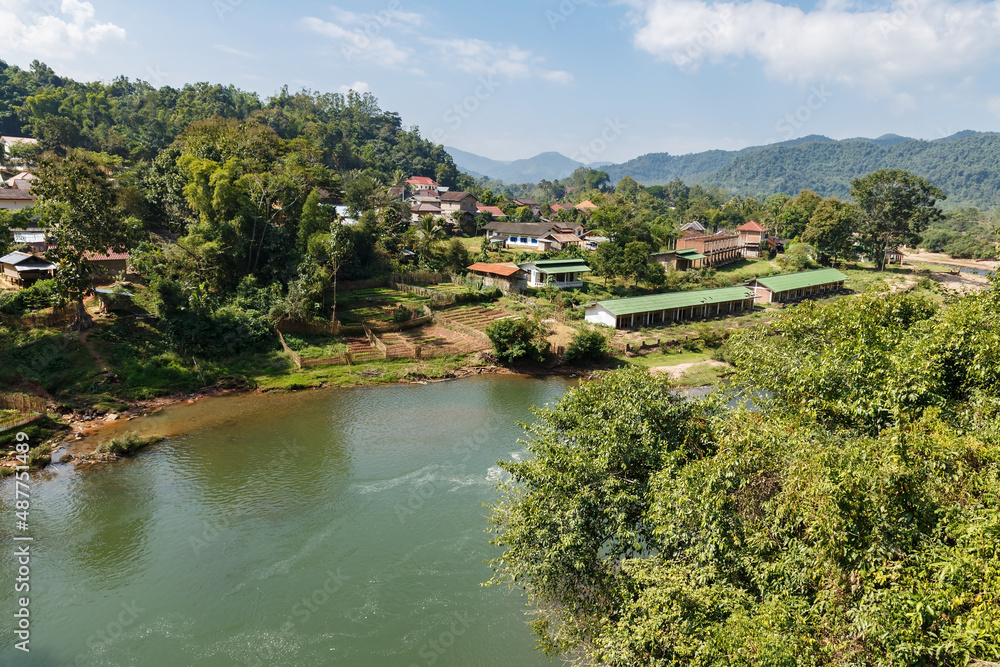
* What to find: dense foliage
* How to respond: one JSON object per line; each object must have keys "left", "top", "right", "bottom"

{"left": 485, "top": 315, "right": 549, "bottom": 364}
{"left": 490, "top": 282, "right": 1000, "bottom": 666}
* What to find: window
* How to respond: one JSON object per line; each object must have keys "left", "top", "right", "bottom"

{"left": 530, "top": 238, "right": 537, "bottom": 244}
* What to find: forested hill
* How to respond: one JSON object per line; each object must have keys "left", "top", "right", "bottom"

{"left": 604, "top": 132, "right": 1000, "bottom": 210}
{"left": 0, "top": 59, "right": 460, "bottom": 186}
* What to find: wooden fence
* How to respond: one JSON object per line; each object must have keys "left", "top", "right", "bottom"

{"left": 275, "top": 329, "right": 350, "bottom": 369}
{"left": 275, "top": 319, "right": 340, "bottom": 335}
{"left": 0, "top": 392, "right": 47, "bottom": 433}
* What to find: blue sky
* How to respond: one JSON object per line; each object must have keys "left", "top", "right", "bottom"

{"left": 3, "top": 0, "right": 1000, "bottom": 163}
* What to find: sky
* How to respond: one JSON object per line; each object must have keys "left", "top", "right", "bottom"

{"left": 2, "top": 0, "right": 1000, "bottom": 164}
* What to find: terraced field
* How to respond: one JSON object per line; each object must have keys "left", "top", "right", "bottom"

{"left": 436, "top": 304, "right": 512, "bottom": 331}
{"left": 396, "top": 325, "right": 486, "bottom": 356}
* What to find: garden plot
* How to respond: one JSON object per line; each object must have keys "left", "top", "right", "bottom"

{"left": 397, "top": 325, "right": 487, "bottom": 356}
{"left": 437, "top": 304, "right": 512, "bottom": 332}
{"left": 339, "top": 288, "right": 431, "bottom": 323}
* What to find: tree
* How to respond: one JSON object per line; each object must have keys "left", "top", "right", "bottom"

{"left": 851, "top": 169, "right": 945, "bottom": 270}
{"left": 443, "top": 237, "right": 470, "bottom": 273}
{"left": 563, "top": 327, "right": 609, "bottom": 363}
{"left": 622, "top": 241, "right": 651, "bottom": 287}
{"left": 485, "top": 315, "right": 549, "bottom": 364}
{"left": 801, "top": 198, "right": 857, "bottom": 264}
{"left": 35, "top": 150, "right": 140, "bottom": 329}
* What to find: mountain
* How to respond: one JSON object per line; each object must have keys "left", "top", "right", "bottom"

{"left": 445, "top": 147, "right": 589, "bottom": 183}
{"left": 599, "top": 131, "right": 1000, "bottom": 210}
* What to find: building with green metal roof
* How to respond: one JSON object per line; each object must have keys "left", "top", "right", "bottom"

{"left": 745, "top": 268, "right": 849, "bottom": 304}
{"left": 585, "top": 286, "right": 756, "bottom": 329}
{"left": 518, "top": 258, "right": 591, "bottom": 289}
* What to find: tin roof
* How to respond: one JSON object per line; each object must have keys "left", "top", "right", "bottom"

{"left": 592, "top": 286, "right": 754, "bottom": 317}
{"left": 751, "top": 268, "right": 849, "bottom": 292}
{"left": 467, "top": 262, "right": 523, "bottom": 277}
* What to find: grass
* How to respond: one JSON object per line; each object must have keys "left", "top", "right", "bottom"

{"left": 621, "top": 349, "right": 716, "bottom": 369}
{"left": 98, "top": 431, "right": 162, "bottom": 456}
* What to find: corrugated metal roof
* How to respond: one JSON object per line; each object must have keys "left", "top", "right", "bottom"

{"left": 521, "top": 258, "right": 591, "bottom": 272}
{"left": 675, "top": 249, "right": 707, "bottom": 260}
{"left": 594, "top": 286, "right": 754, "bottom": 316}
{"left": 752, "top": 268, "right": 849, "bottom": 292}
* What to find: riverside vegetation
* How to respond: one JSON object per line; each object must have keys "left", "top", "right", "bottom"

{"left": 488, "top": 280, "right": 1000, "bottom": 666}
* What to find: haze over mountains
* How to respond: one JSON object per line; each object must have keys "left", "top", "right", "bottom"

{"left": 446, "top": 131, "right": 1000, "bottom": 210}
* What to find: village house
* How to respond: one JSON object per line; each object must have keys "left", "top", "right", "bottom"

{"left": 84, "top": 250, "right": 130, "bottom": 277}
{"left": 650, "top": 247, "right": 708, "bottom": 271}
{"left": 4, "top": 172, "right": 37, "bottom": 190}
{"left": 575, "top": 200, "right": 598, "bottom": 213}
{"left": 744, "top": 268, "right": 849, "bottom": 304}
{"left": 11, "top": 229, "right": 49, "bottom": 253}
{"left": 465, "top": 262, "right": 527, "bottom": 293}
{"left": 476, "top": 204, "right": 506, "bottom": 219}
{"left": 737, "top": 221, "right": 769, "bottom": 257}
{"left": 438, "top": 191, "right": 479, "bottom": 232}
{"left": 410, "top": 202, "right": 443, "bottom": 222}
{"left": 0, "top": 251, "right": 56, "bottom": 287}
{"left": 405, "top": 176, "right": 446, "bottom": 194}
{"left": 518, "top": 258, "right": 591, "bottom": 289}
{"left": 0, "top": 136, "right": 38, "bottom": 160}
{"left": 512, "top": 198, "right": 541, "bottom": 217}
{"left": 585, "top": 286, "right": 756, "bottom": 329}
{"left": 583, "top": 232, "right": 609, "bottom": 251}
{"left": 483, "top": 221, "right": 559, "bottom": 250}
{"left": 676, "top": 231, "right": 741, "bottom": 267}
{"left": 538, "top": 231, "right": 586, "bottom": 252}
{"left": 679, "top": 221, "right": 706, "bottom": 234}
{"left": 0, "top": 188, "right": 36, "bottom": 211}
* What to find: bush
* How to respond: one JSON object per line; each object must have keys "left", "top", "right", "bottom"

{"left": 0, "top": 279, "right": 59, "bottom": 315}
{"left": 485, "top": 316, "right": 549, "bottom": 364}
{"left": 564, "top": 328, "right": 609, "bottom": 363}
{"left": 392, "top": 306, "right": 413, "bottom": 323}
{"left": 97, "top": 432, "right": 161, "bottom": 456}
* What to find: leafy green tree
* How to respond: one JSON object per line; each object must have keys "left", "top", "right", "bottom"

{"left": 801, "top": 198, "right": 857, "bottom": 263}
{"left": 622, "top": 240, "right": 651, "bottom": 287}
{"left": 34, "top": 150, "right": 141, "bottom": 329}
{"left": 563, "top": 328, "right": 609, "bottom": 363}
{"left": 485, "top": 315, "right": 549, "bottom": 364}
{"left": 851, "top": 169, "right": 945, "bottom": 270}
{"left": 443, "top": 237, "right": 470, "bottom": 273}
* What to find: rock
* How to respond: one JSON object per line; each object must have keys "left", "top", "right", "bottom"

{"left": 106, "top": 414, "right": 119, "bottom": 422}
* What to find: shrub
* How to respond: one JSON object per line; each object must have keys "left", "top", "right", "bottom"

{"left": 564, "top": 328, "right": 609, "bottom": 363}
{"left": 97, "top": 432, "right": 162, "bottom": 456}
{"left": 485, "top": 316, "right": 549, "bottom": 364}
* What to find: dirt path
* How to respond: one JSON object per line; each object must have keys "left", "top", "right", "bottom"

{"left": 649, "top": 360, "right": 728, "bottom": 380}
{"left": 902, "top": 251, "right": 999, "bottom": 271}
{"left": 79, "top": 331, "right": 110, "bottom": 373}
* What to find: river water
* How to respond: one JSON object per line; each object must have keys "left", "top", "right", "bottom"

{"left": 1, "top": 376, "right": 572, "bottom": 666}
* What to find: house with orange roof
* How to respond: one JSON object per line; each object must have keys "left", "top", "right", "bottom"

{"left": 574, "top": 200, "right": 598, "bottom": 213}
{"left": 466, "top": 262, "right": 527, "bottom": 293}
{"left": 737, "top": 221, "right": 769, "bottom": 257}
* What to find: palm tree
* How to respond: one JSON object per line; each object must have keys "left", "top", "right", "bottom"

{"left": 414, "top": 215, "right": 445, "bottom": 259}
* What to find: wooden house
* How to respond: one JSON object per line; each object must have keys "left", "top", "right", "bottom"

{"left": 0, "top": 251, "right": 56, "bottom": 287}
{"left": 466, "top": 262, "right": 527, "bottom": 293}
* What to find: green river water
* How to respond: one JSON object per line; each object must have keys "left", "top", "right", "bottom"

{"left": 1, "top": 376, "right": 572, "bottom": 666}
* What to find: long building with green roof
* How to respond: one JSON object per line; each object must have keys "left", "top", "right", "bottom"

{"left": 585, "top": 286, "right": 756, "bottom": 329}
{"left": 745, "top": 268, "right": 849, "bottom": 304}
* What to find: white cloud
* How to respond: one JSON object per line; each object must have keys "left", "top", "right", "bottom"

{"left": 338, "top": 81, "right": 371, "bottom": 95}
{"left": 214, "top": 44, "right": 254, "bottom": 59}
{"left": 0, "top": 0, "right": 126, "bottom": 60}
{"left": 301, "top": 16, "right": 410, "bottom": 67}
{"left": 626, "top": 0, "right": 1000, "bottom": 93}
{"left": 423, "top": 38, "right": 574, "bottom": 84}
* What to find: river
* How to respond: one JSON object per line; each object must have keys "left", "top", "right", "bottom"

{"left": 1, "top": 376, "right": 573, "bottom": 666}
